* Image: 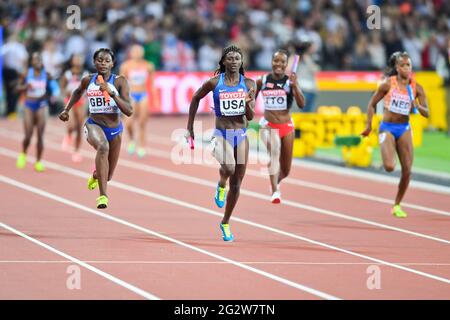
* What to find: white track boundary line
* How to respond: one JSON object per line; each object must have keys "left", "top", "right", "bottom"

{"left": 2, "top": 144, "right": 447, "bottom": 246}
{"left": 0, "top": 175, "right": 340, "bottom": 300}
{"left": 0, "top": 221, "right": 160, "bottom": 300}
{"left": 0, "top": 260, "right": 449, "bottom": 266}
{"left": 1, "top": 170, "right": 450, "bottom": 287}
{"left": 5, "top": 126, "right": 450, "bottom": 216}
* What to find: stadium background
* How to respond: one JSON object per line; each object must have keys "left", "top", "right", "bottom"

{"left": 1, "top": 0, "right": 449, "bottom": 169}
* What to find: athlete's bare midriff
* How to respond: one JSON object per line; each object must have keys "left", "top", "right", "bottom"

{"left": 264, "top": 109, "right": 291, "bottom": 124}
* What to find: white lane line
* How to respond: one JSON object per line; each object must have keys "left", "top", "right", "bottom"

{"left": 3, "top": 145, "right": 447, "bottom": 245}
{"left": 1, "top": 172, "right": 450, "bottom": 288}
{"left": 1, "top": 260, "right": 449, "bottom": 266}
{"left": 0, "top": 221, "right": 160, "bottom": 300}
{"left": 2, "top": 133, "right": 449, "bottom": 245}
{"left": 12, "top": 126, "right": 450, "bottom": 212}
{"left": 145, "top": 129, "right": 450, "bottom": 195}
{"left": 0, "top": 175, "right": 340, "bottom": 300}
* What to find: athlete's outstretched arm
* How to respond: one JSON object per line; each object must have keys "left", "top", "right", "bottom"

{"left": 59, "top": 75, "right": 91, "bottom": 122}
{"left": 361, "top": 80, "right": 390, "bottom": 136}
{"left": 186, "top": 78, "right": 217, "bottom": 138}
{"left": 414, "top": 83, "right": 429, "bottom": 118}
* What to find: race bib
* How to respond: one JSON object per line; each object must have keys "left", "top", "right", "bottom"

{"left": 128, "top": 69, "right": 147, "bottom": 86}
{"left": 219, "top": 91, "right": 246, "bottom": 116}
{"left": 87, "top": 89, "right": 119, "bottom": 113}
{"left": 27, "top": 79, "right": 47, "bottom": 98}
{"left": 262, "top": 89, "right": 287, "bottom": 110}
{"left": 389, "top": 90, "right": 411, "bottom": 115}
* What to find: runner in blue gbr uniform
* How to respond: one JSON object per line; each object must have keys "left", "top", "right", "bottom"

{"left": 59, "top": 48, "right": 133, "bottom": 209}
{"left": 16, "top": 52, "right": 54, "bottom": 172}
{"left": 186, "top": 45, "right": 256, "bottom": 242}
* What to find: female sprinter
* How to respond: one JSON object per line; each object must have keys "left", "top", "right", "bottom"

{"left": 16, "top": 52, "right": 55, "bottom": 172}
{"left": 362, "top": 51, "right": 429, "bottom": 218}
{"left": 59, "top": 48, "right": 133, "bottom": 209}
{"left": 60, "top": 54, "right": 89, "bottom": 162}
{"left": 120, "top": 44, "right": 158, "bottom": 158}
{"left": 256, "top": 50, "right": 305, "bottom": 203}
{"left": 186, "top": 45, "right": 255, "bottom": 241}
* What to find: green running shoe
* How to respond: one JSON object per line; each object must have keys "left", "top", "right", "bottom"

{"left": 392, "top": 205, "right": 407, "bottom": 218}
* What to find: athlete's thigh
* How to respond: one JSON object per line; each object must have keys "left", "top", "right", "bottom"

{"left": 108, "top": 134, "right": 122, "bottom": 176}
{"left": 23, "top": 107, "right": 35, "bottom": 135}
{"left": 379, "top": 130, "right": 397, "bottom": 167}
{"left": 279, "top": 131, "right": 294, "bottom": 172}
{"left": 396, "top": 129, "right": 413, "bottom": 169}
{"left": 73, "top": 105, "right": 85, "bottom": 125}
{"left": 212, "top": 135, "right": 235, "bottom": 166}
{"left": 234, "top": 138, "right": 249, "bottom": 179}
{"left": 35, "top": 107, "right": 48, "bottom": 134}
{"left": 84, "top": 122, "right": 108, "bottom": 149}
{"left": 137, "top": 98, "right": 148, "bottom": 119}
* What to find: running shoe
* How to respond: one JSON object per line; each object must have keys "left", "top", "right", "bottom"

{"left": 137, "top": 147, "right": 146, "bottom": 158}
{"left": 215, "top": 183, "right": 226, "bottom": 208}
{"left": 271, "top": 190, "right": 281, "bottom": 204}
{"left": 96, "top": 195, "right": 108, "bottom": 209}
{"left": 392, "top": 205, "right": 407, "bottom": 218}
{"left": 16, "top": 153, "right": 27, "bottom": 169}
{"left": 220, "top": 223, "right": 234, "bottom": 242}
{"left": 87, "top": 174, "right": 98, "bottom": 190}
{"left": 127, "top": 141, "right": 136, "bottom": 155}
{"left": 34, "top": 161, "right": 45, "bottom": 172}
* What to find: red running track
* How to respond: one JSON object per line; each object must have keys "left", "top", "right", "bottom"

{"left": 0, "top": 116, "right": 449, "bottom": 300}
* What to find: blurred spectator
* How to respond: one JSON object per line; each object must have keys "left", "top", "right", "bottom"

{"left": 351, "top": 34, "right": 373, "bottom": 70}
{"left": 1, "top": 33, "right": 28, "bottom": 117}
{"left": 296, "top": 39, "right": 319, "bottom": 112}
{"left": 0, "top": 0, "right": 449, "bottom": 79}
{"left": 436, "top": 36, "right": 450, "bottom": 136}
{"left": 42, "top": 37, "right": 64, "bottom": 79}
{"left": 368, "top": 32, "right": 386, "bottom": 70}
{"left": 198, "top": 39, "right": 222, "bottom": 72}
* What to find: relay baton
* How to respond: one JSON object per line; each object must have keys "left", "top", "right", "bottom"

{"left": 407, "top": 84, "right": 418, "bottom": 114}
{"left": 188, "top": 136, "right": 194, "bottom": 150}
{"left": 97, "top": 75, "right": 111, "bottom": 103}
{"left": 291, "top": 54, "right": 300, "bottom": 74}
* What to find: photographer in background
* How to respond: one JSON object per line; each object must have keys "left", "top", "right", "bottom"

{"left": 291, "top": 38, "right": 320, "bottom": 113}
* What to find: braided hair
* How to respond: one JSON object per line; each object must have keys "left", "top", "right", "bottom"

{"left": 384, "top": 51, "right": 410, "bottom": 77}
{"left": 214, "top": 45, "right": 245, "bottom": 76}
{"left": 93, "top": 48, "right": 116, "bottom": 63}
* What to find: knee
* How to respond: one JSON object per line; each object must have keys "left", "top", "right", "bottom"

{"left": 229, "top": 180, "right": 242, "bottom": 193}
{"left": 97, "top": 141, "right": 109, "bottom": 154}
{"left": 384, "top": 164, "right": 395, "bottom": 172}
{"left": 402, "top": 167, "right": 412, "bottom": 178}
{"left": 222, "top": 164, "right": 235, "bottom": 177}
{"left": 281, "top": 166, "right": 291, "bottom": 178}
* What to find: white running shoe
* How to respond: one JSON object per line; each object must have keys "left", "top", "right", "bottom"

{"left": 271, "top": 191, "right": 281, "bottom": 204}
